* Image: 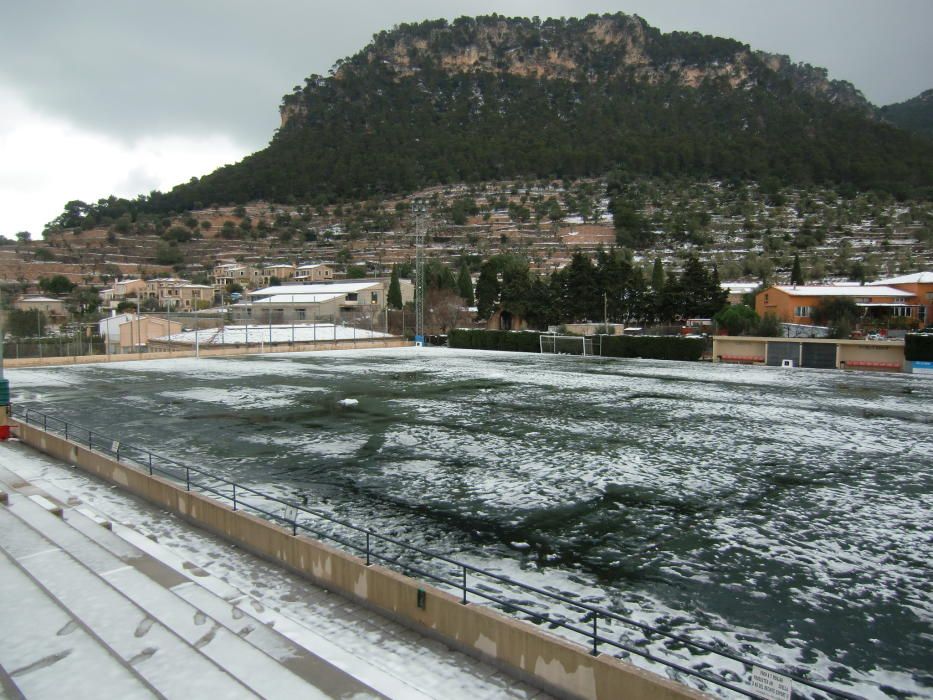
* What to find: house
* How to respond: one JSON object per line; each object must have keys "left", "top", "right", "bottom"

{"left": 99, "top": 278, "right": 146, "bottom": 310}
{"left": 721, "top": 282, "right": 759, "bottom": 306}
{"left": 98, "top": 312, "right": 137, "bottom": 350}
{"left": 233, "top": 279, "right": 413, "bottom": 324}
{"left": 13, "top": 296, "right": 68, "bottom": 329}
{"left": 869, "top": 272, "right": 933, "bottom": 327}
{"left": 142, "top": 278, "right": 212, "bottom": 310}
{"left": 293, "top": 264, "right": 334, "bottom": 283}
{"left": 755, "top": 281, "right": 925, "bottom": 327}
{"left": 262, "top": 264, "right": 297, "bottom": 285}
{"left": 117, "top": 315, "right": 183, "bottom": 352}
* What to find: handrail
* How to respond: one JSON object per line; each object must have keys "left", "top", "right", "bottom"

{"left": 12, "top": 404, "right": 862, "bottom": 700}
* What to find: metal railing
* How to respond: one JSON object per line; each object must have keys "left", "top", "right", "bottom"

{"left": 12, "top": 405, "right": 860, "bottom": 700}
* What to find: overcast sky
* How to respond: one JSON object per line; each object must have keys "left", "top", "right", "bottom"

{"left": 2, "top": 0, "right": 931, "bottom": 238}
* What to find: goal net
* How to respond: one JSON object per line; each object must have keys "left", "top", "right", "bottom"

{"left": 539, "top": 335, "right": 595, "bottom": 356}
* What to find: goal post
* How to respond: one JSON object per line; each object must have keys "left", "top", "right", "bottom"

{"left": 539, "top": 334, "right": 595, "bottom": 356}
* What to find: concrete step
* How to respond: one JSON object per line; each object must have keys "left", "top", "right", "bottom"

{"left": 0, "top": 504, "right": 259, "bottom": 699}
{"left": 111, "top": 523, "right": 436, "bottom": 700}
{"left": 61, "top": 504, "right": 390, "bottom": 697}
{"left": 0, "top": 546, "right": 157, "bottom": 699}
{"left": 4, "top": 492, "right": 345, "bottom": 699}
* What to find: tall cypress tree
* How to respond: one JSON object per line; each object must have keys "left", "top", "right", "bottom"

{"left": 651, "top": 257, "right": 665, "bottom": 292}
{"left": 791, "top": 254, "right": 804, "bottom": 286}
{"left": 387, "top": 266, "right": 403, "bottom": 309}
{"left": 457, "top": 262, "right": 474, "bottom": 306}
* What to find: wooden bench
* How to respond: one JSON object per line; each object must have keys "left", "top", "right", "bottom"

{"left": 719, "top": 355, "right": 765, "bottom": 364}
{"left": 842, "top": 361, "right": 901, "bottom": 370}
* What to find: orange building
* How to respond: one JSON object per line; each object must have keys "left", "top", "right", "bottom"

{"left": 869, "top": 272, "right": 933, "bottom": 327}
{"left": 755, "top": 282, "right": 925, "bottom": 326}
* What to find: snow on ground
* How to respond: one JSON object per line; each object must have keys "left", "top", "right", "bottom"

{"left": 0, "top": 440, "right": 550, "bottom": 700}
{"left": 5, "top": 346, "right": 932, "bottom": 699}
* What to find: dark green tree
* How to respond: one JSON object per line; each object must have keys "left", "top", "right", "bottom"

{"left": 475, "top": 260, "right": 500, "bottom": 320}
{"left": 457, "top": 263, "right": 474, "bottom": 305}
{"left": 387, "top": 266, "right": 403, "bottom": 309}
{"left": 7, "top": 309, "right": 46, "bottom": 337}
{"left": 650, "top": 257, "right": 665, "bottom": 293}
{"left": 812, "top": 297, "right": 860, "bottom": 337}
{"left": 38, "top": 275, "right": 76, "bottom": 296}
{"left": 714, "top": 304, "right": 759, "bottom": 335}
{"left": 791, "top": 254, "right": 804, "bottom": 285}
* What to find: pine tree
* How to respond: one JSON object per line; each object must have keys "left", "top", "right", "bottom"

{"left": 791, "top": 254, "right": 804, "bottom": 286}
{"left": 387, "top": 266, "right": 403, "bottom": 309}
{"left": 457, "top": 263, "right": 474, "bottom": 306}
{"left": 651, "top": 257, "right": 665, "bottom": 292}
{"left": 475, "top": 261, "right": 500, "bottom": 320}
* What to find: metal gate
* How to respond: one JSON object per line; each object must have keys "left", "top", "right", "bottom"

{"left": 801, "top": 343, "right": 838, "bottom": 369}
{"left": 767, "top": 342, "right": 800, "bottom": 367}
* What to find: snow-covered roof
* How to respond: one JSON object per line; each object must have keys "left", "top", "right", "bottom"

{"left": 156, "top": 323, "right": 390, "bottom": 345}
{"left": 249, "top": 282, "right": 378, "bottom": 297}
{"left": 296, "top": 263, "right": 330, "bottom": 269}
{"left": 869, "top": 272, "right": 933, "bottom": 286}
{"left": 18, "top": 296, "right": 63, "bottom": 303}
{"left": 772, "top": 285, "right": 912, "bottom": 297}
{"left": 236, "top": 293, "right": 344, "bottom": 305}
{"left": 722, "top": 282, "right": 759, "bottom": 293}
{"left": 264, "top": 264, "right": 295, "bottom": 269}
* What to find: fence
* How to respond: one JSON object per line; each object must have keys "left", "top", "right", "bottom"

{"left": 12, "top": 404, "right": 859, "bottom": 700}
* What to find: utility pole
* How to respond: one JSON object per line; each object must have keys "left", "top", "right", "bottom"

{"left": 412, "top": 200, "right": 426, "bottom": 346}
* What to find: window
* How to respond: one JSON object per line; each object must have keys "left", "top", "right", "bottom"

{"left": 345, "top": 293, "right": 358, "bottom": 302}
{"left": 794, "top": 306, "right": 812, "bottom": 318}
{"left": 296, "top": 309, "right": 306, "bottom": 320}
{"left": 371, "top": 291, "right": 379, "bottom": 304}
{"left": 892, "top": 307, "right": 912, "bottom": 317}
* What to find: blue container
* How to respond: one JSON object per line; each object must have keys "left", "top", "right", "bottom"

{"left": 0, "top": 378, "right": 9, "bottom": 405}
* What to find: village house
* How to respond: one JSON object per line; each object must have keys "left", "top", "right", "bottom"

{"left": 755, "top": 271, "right": 933, "bottom": 328}
{"left": 13, "top": 296, "right": 68, "bottom": 330}
{"left": 293, "top": 264, "right": 334, "bottom": 283}
{"left": 117, "top": 315, "right": 183, "bottom": 352}
{"left": 99, "top": 278, "right": 147, "bottom": 310}
{"left": 233, "top": 279, "right": 413, "bottom": 324}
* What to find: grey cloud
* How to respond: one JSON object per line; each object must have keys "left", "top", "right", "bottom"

{"left": 1, "top": 0, "right": 931, "bottom": 153}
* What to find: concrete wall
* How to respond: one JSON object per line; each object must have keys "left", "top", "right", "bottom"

{"left": 13, "top": 420, "right": 704, "bottom": 700}
{"left": 713, "top": 336, "right": 904, "bottom": 371}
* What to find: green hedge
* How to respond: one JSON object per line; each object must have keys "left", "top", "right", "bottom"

{"left": 599, "top": 335, "right": 705, "bottom": 361}
{"left": 905, "top": 333, "right": 933, "bottom": 361}
{"left": 448, "top": 330, "right": 704, "bottom": 361}
{"left": 448, "top": 329, "right": 543, "bottom": 352}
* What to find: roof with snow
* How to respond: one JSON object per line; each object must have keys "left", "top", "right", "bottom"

{"left": 249, "top": 282, "right": 379, "bottom": 297}
{"left": 772, "top": 285, "right": 913, "bottom": 297}
{"left": 156, "top": 323, "right": 390, "bottom": 345}
{"left": 237, "top": 293, "right": 345, "bottom": 305}
{"left": 869, "top": 272, "right": 933, "bottom": 285}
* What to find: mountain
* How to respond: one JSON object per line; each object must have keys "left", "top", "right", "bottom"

{"left": 110, "top": 14, "right": 933, "bottom": 217}
{"left": 880, "top": 89, "right": 933, "bottom": 140}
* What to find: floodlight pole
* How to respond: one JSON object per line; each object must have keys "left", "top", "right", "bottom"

{"left": 413, "top": 200, "right": 426, "bottom": 346}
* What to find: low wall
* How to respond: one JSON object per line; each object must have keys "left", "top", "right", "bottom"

{"left": 1, "top": 338, "right": 411, "bottom": 369}
{"left": 12, "top": 420, "right": 703, "bottom": 700}
{"left": 713, "top": 336, "right": 904, "bottom": 371}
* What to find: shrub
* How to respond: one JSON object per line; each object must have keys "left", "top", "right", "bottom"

{"left": 448, "top": 329, "right": 542, "bottom": 352}
{"left": 600, "top": 335, "right": 704, "bottom": 361}
{"left": 448, "top": 330, "right": 704, "bottom": 361}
